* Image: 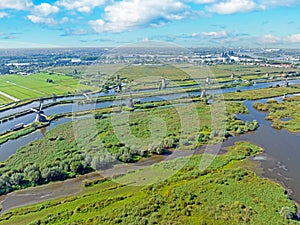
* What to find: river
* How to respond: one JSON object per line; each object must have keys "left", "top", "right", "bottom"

{"left": 222, "top": 98, "right": 300, "bottom": 202}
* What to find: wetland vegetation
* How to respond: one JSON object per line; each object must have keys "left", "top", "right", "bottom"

{"left": 253, "top": 95, "right": 300, "bottom": 132}
{"left": 0, "top": 99, "right": 258, "bottom": 196}
{"left": 0, "top": 142, "right": 298, "bottom": 225}
{"left": 0, "top": 62, "right": 300, "bottom": 224}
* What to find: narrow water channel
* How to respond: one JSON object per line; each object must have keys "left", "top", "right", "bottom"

{"left": 0, "top": 83, "right": 300, "bottom": 214}
{"left": 1, "top": 78, "right": 300, "bottom": 133}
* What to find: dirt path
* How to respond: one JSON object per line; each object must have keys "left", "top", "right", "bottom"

{"left": 0, "top": 91, "right": 19, "bottom": 101}
{"left": 5, "top": 81, "right": 45, "bottom": 95}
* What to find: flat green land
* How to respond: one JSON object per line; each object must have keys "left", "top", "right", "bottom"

{"left": 0, "top": 142, "right": 297, "bottom": 225}
{"left": 209, "top": 64, "right": 296, "bottom": 77}
{"left": 0, "top": 100, "right": 257, "bottom": 196}
{"left": 223, "top": 85, "right": 300, "bottom": 100}
{"left": 113, "top": 64, "right": 299, "bottom": 90}
{"left": 52, "top": 64, "right": 300, "bottom": 91}
{"left": 0, "top": 73, "right": 97, "bottom": 104}
{"left": 253, "top": 96, "right": 300, "bottom": 132}
{"left": 0, "top": 95, "right": 11, "bottom": 104}
{"left": 172, "top": 64, "right": 298, "bottom": 82}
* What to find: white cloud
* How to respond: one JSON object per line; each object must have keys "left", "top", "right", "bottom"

{"left": 204, "top": 0, "right": 300, "bottom": 15}
{"left": 258, "top": 34, "right": 300, "bottom": 44}
{"left": 63, "top": 28, "right": 89, "bottom": 36}
{"left": 34, "top": 3, "right": 59, "bottom": 16}
{"left": 258, "top": 0, "right": 300, "bottom": 7}
{"left": 194, "top": 30, "right": 228, "bottom": 38}
{"left": 60, "top": 17, "right": 70, "bottom": 23}
{"left": 0, "top": 0, "right": 32, "bottom": 10}
{"left": 89, "top": 0, "right": 190, "bottom": 33}
{"left": 185, "top": 0, "right": 217, "bottom": 3}
{"left": 259, "top": 34, "right": 281, "bottom": 44}
{"left": 27, "top": 15, "right": 57, "bottom": 25}
{"left": 0, "top": 12, "right": 9, "bottom": 18}
{"left": 89, "top": 19, "right": 106, "bottom": 32}
{"left": 286, "top": 34, "right": 300, "bottom": 43}
{"left": 206, "top": 0, "right": 257, "bottom": 14}
{"left": 56, "top": 0, "right": 107, "bottom": 13}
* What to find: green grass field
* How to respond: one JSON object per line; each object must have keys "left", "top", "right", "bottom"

{"left": 0, "top": 73, "right": 97, "bottom": 104}
{"left": 0, "top": 99, "right": 257, "bottom": 197}
{"left": 253, "top": 96, "right": 300, "bottom": 132}
{"left": 0, "top": 95, "right": 11, "bottom": 104}
{"left": 0, "top": 142, "right": 298, "bottom": 225}
{"left": 223, "top": 85, "right": 300, "bottom": 100}
{"left": 49, "top": 63, "right": 300, "bottom": 92}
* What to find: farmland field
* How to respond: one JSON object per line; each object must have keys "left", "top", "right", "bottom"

{"left": 0, "top": 73, "right": 97, "bottom": 104}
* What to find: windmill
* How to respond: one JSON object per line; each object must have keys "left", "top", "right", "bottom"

{"left": 83, "top": 93, "right": 90, "bottom": 100}
{"left": 31, "top": 103, "right": 48, "bottom": 122}
{"left": 127, "top": 94, "right": 134, "bottom": 108}
{"left": 200, "top": 89, "right": 206, "bottom": 98}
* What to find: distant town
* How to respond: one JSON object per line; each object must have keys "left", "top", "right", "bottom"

{"left": 0, "top": 48, "right": 299, "bottom": 76}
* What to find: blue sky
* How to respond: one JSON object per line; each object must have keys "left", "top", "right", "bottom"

{"left": 0, "top": 0, "right": 300, "bottom": 48}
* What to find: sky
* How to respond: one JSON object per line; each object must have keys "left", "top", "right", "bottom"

{"left": 0, "top": 0, "right": 300, "bottom": 48}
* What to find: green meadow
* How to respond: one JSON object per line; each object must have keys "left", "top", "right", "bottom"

{"left": 51, "top": 63, "right": 300, "bottom": 91}
{"left": 253, "top": 95, "right": 300, "bottom": 132}
{"left": 0, "top": 142, "right": 297, "bottom": 225}
{"left": 0, "top": 63, "right": 299, "bottom": 224}
{"left": 0, "top": 73, "right": 97, "bottom": 104}
{"left": 223, "top": 85, "right": 300, "bottom": 100}
{"left": 0, "top": 100, "right": 257, "bottom": 196}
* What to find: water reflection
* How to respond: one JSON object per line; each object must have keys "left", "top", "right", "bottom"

{"left": 223, "top": 99, "right": 300, "bottom": 202}
{"left": 0, "top": 118, "right": 72, "bottom": 162}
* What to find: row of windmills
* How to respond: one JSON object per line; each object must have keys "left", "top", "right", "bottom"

{"left": 114, "top": 74, "right": 209, "bottom": 109}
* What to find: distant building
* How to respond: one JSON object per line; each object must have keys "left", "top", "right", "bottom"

{"left": 71, "top": 58, "right": 81, "bottom": 63}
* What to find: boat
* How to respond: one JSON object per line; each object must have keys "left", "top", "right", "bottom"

{"left": 11, "top": 123, "right": 25, "bottom": 131}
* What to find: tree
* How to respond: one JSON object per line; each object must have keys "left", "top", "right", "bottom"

{"left": 147, "top": 142, "right": 164, "bottom": 155}
{"left": 24, "top": 164, "right": 39, "bottom": 177}
{"left": 70, "top": 161, "right": 85, "bottom": 174}
{"left": 1, "top": 174, "right": 12, "bottom": 188}
{"left": 11, "top": 173, "right": 24, "bottom": 186}
{"left": 28, "top": 170, "right": 42, "bottom": 184}
{"left": 42, "top": 167, "right": 65, "bottom": 182}
{"left": 280, "top": 206, "right": 295, "bottom": 220}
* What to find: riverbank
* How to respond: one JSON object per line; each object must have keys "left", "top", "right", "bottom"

{"left": 0, "top": 99, "right": 256, "bottom": 197}
{"left": 0, "top": 142, "right": 298, "bottom": 224}
{"left": 0, "top": 79, "right": 296, "bottom": 223}
{"left": 253, "top": 95, "right": 300, "bottom": 132}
